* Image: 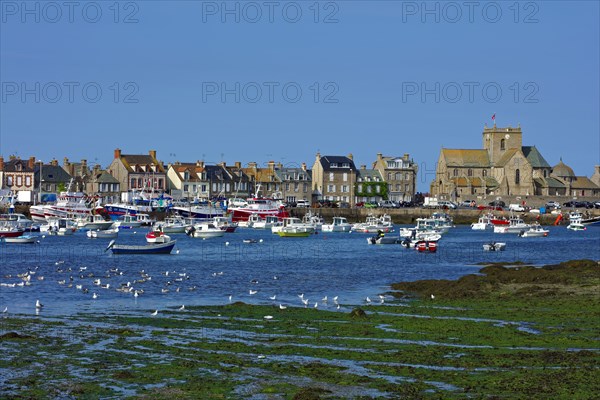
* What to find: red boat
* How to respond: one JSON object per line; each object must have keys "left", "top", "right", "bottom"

{"left": 229, "top": 198, "right": 289, "bottom": 223}
{"left": 145, "top": 230, "right": 171, "bottom": 244}
{"left": 0, "top": 227, "right": 24, "bottom": 238}
{"left": 416, "top": 241, "right": 437, "bottom": 253}
{"left": 490, "top": 216, "right": 510, "bottom": 226}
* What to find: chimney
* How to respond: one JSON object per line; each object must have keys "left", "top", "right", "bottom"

{"left": 9, "top": 155, "right": 16, "bottom": 161}
{"left": 0, "top": 156, "right": 4, "bottom": 171}
{"left": 149, "top": 150, "right": 157, "bottom": 160}
{"left": 403, "top": 153, "right": 410, "bottom": 161}
{"left": 235, "top": 161, "right": 241, "bottom": 169}
{"left": 81, "top": 159, "right": 87, "bottom": 172}
{"left": 347, "top": 153, "right": 353, "bottom": 161}
{"left": 28, "top": 156, "right": 35, "bottom": 169}
{"left": 196, "top": 160, "right": 204, "bottom": 168}
{"left": 360, "top": 164, "right": 367, "bottom": 170}
{"left": 114, "top": 148, "right": 121, "bottom": 159}
{"left": 219, "top": 161, "right": 226, "bottom": 167}
{"left": 248, "top": 162, "right": 258, "bottom": 171}
{"left": 377, "top": 153, "right": 383, "bottom": 161}
{"left": 63, "top": 157, "right": 70, "bottom": 167}
{"left": 315, "top": 152, "right": 321, "bottom": 162}
{"left": 277, "top": 162, "right": 282, "bottom": 169}
{"left": 93, "top": 164, "right": 100, "bottom": 173}
{"left": 301, "top": 162, "right": 307, "bottom": 171}
{"left": 51, "top": 159, "right": 58, "bottom": 166}
{"left": 268, "top": 161, "right": 275, "bottom": 171}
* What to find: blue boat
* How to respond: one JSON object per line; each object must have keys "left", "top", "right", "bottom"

{"left": 106, "top": 239, "right": 177, "bottom": 254}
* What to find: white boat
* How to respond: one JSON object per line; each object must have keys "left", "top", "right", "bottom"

{"left": 87, "top": 228, "right": 119, "bottom": 239}
{"left": 172, "top": 203, "right": 225, "bottom": 219}
{"left": 44, "top": 218, "right": 76, "bottom": 235}
{"left": 367, "top": 231, "right": 400, "bottom": 244}
{"left": 1, "top": 234, "right": 37, "bottom": 244}
{"left": 518, "top": 224, "right": 549, "bottom": 237}
{"left": 135, "top": 213, "right": 156, "bottom": 226}
{"left": 400, "top": 232, "right": 442, "bottom": 248}
{"left": 212, "top": 216, "right": 238, "bottom": 232}
{"left": 113, "top": 214, "right": 143, "bottom": 229}
{"left": 302, "top": 211, "right": 324, "bottom": 231}
{"left": 43, "top": 182, "right": 92, "bottom": 220}
{"left": 483, "top": 242, "right": 506, "bottom": 251}
{"left": 153, "top": 217, "right": 188, "bottom": 234}
{"left": 322, "top": 216, "right": 352, "bottom": 233}
{"left": 493, "top": 216, "right": 530, "bottom": 234}
{"left": 0, "top": 213, "right": 33, "bottom": 229}
{"left": 145, "top": 229, "right": 172, "bottom": 243}
{"left": 76, "top": 214, "right": 114, "bottom": 230}
{"left": 566, "top": 213, "right": 587, "bottom": 231}
{"left": 185, "top": 222, "right": 226, "bottom": 238}
{"left": 471, "top": 214, "right": 494, "bottom": 230}
{"left": 399, "top": 218, "right": 441, "bottom": 238}
{"left": 271, "top": 217, "right": 315, "bottom": 235}
{"left": 229, "top": 196, "right": 288, "bottom": 224}
{"left": 430, "top": 212, "right": 454, "bottom": 233}
{"left": 352, "top": 214, "right": 394, "bottom": 233}
{"left": 250, "top": 214, "right": 278, "bottom": 229}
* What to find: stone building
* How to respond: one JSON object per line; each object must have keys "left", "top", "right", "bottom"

{"left": 550, "top": 160, "right": 600, "bottom": 197}
{"left": 372, "top": 153, "right": 418, "bottom": 202}
{"left": 311, "top": 153, "right": 357, "bottom": 206}
{"left": 274, "top": 163, "right": 312, "bottom": 204}
{"left": 430, "top": 124, "right": 599, "bottom": 199}
{"left": 107, "top": 149, "right": 167, "bottom": 193}
{"left": 0, "top": 156, "right": 36, "bottom": 192}
{"left": 355, "top": 166, "right": 385, "bottom": 204}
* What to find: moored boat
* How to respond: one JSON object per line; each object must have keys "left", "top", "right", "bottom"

{"left": 106, "top": 239, "right": 177, "bottom": 254}
{"left": 87, "top": 228, "right": 119, "bottom": 239}
{"left": 212, "top": 216, "right": 238, "bottom": 232}
{"left": 185, "top": 222, "right": 226, "bottom": 238}
{"left": 322, "top": 216, "right": 352, "bottom": 233}
{"left": 518, "top": 224, "right": 549, "bottom": 237}
{"left": 483, "top": 242, "right": 506, "bottom": 251}
{"left": 2, "top": 234, "right": 37, "bottom": 244}
{"left": 493, "top": 216, "right": 530, "bottom": 234}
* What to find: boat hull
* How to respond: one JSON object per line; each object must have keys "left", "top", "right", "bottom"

{"left": 2, "top": 235, "right": 37, "bottom": 244}
{"left": 110, "top": 241, "right": 176, "bottom": 254}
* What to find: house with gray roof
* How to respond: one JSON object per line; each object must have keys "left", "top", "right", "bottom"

{"left": 311, "top": 153, "right": 357, "bottom": 206}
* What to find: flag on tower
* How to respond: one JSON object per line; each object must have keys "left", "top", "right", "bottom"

{"left": 491, "top": 113, "right": 496, "bottom": 121}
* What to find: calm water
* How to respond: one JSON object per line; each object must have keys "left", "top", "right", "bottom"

{"left": 1, "top": 225, "right": 599, "bottom": 316}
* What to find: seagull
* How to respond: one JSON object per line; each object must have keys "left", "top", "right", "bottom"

{"left": 301, "top": 298, "right": 309, "bottom": 306}
{"left": 269, "top": 295, "right": 277, "bottom": 300}
{"left": 279, "top": 304, "right": 287, "bottom": 310}
{"left": 175, "top": 249, "right": 180, "bottom": 254}
{"left": 134, "top": 291, "right": 139, "bottom": 298}
{"left": 322, "top": 295, "right": 328, "bottom": 302}
{"left": 365, "top": 297, "right": 372, "bottom": 304}
{"left": 178, "top": 305, "right": 185, "bottom": 311}
{"left": 273, "top": 275, "right": 278, "bottom": 280}
{"left": 333, "top": 296, "right": 339, "bottom": 303}
{"left": 314, "top": 302, "right": 318, "bottom": 309}
{"left": 151, "top": 310, "right": 158, "bottom": 316}
{"left": 263, "top": 315, "right": 273, "bottom": 320}
{"left": 431, "top": 294, "right": 435, "bottom": 300}
{"left": 249, "top": 289, "right": 258, "bottom": 295}
{"left": 228, "top": 295, "right": 232, "bottom": 302}
{"left": 92, "top": 293, "right": 98, "bottom": 299}
{"left": 259, "top": 239, "right": 263, "bottom": 243}
{"left": 2, "top": 306, "right": 7, "bottom": 313}
{"left": 336, "top": 304, "right": 341, "bottom": 310}
{"left": 298, "top": 293, "right": 304, "bottom": 300}
{"left": 36, "top": 299, "right": 43, "bottom": 309}
{"left": 225, "top": 241, "right": 229, "bottom": 246}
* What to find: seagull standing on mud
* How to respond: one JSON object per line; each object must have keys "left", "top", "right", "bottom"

{"left": 178, "top": 305, "right": 185, "bottom": 311}
{"left": 151, "top": 310, "right": 158, "bottom": 316}
{"left": 36, "top": 300, "right": 44, "bottom": 309}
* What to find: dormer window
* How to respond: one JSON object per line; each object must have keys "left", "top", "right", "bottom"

{"left": 330, "top": 163, "right": 338, "bottom": 168}
{"left": 342, "top": 163, "right": 349, "bottom": 168}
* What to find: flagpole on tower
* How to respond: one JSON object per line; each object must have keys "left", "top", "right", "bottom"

{"left": 492, "top": 113, "right": 496, "bottom": 127}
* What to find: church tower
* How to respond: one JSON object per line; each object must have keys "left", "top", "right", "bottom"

{"left": 482, "top": 124, "right": 523, "bottom": 166}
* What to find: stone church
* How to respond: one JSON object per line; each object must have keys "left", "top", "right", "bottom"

{"left": 431, "top": 124, "right": 599, "bottom": 199}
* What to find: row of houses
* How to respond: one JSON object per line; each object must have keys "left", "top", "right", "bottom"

{"left": 0, "top": 150, "right": 419, "bottom": 206}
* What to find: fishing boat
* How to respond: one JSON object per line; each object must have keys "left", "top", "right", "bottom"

{"left": 106, "top": 239, "right": 177, "bottom": 254}
{"left": 493, "top": 216, "right": 530, "bottom": 234}
{"left": 518, "top": 224, "right": 549, "bottom": 237}
{"left": 43, "top": 182, "right": 92, "bottom": 220}
{"left": 322, "top": 216, "right": 352, "bottom": 233}
{"left": 249, "top": 214, "right": 278, "bottom": 229}
{"left": 367, "top": 230, "right": 399, "bottom": 245}
{"left": 172, "top": 201, "right": 225, "bottom": 219}
{"left": 153, "top": 216, "right": 188, "bottom": 234}
{"left": 1, "top": 235, "right": 37, "bottom": 244}
{"left": 43, "top": 218, "right": 76, "bottom": 236}
{"left": 185, "top": 222, "right": 226, "bottom": 238}
{"left": 0, "top": 213, "right": 33, "bottom": 229}
{"left": 471, "top": 214, "right": 494, "bottom": 230}
{"left": 302, "top": 211, "right": 324, "bottom": 231}
{"left": 145, "top": 229, "right": 172, "bottom": 243}
{"left": 135, "top": 213, "right": 156, "bottom": 226}
{"left": 87, "top": 228, "right": 119, "bottom": 239}
{"left": 0, "top": 225, "right": 24, "bottom": 238}
{"left": 271, "top": 217, "right": 315, "bottom": 235}
{"left": 277, "top": 226, "right": 312, "bottom": 237}
{"left": 76, "top": 214, "right": 114, "bottom": 230}
{"left": 212, "top": 216, "right": 238, "bottom": 232}
{"left": 400, "top": 232, "right": 442, "bottom": 248}
{"left": 113, "top": 213, "right": 143, "bottom": 229}
{"left": 483, "top": 242, "right": 506, "bottom": 251}
{"left": 352, "top": 214, "right": 394, "bottom": 233}
{"left": 229, "top": 196, "right": 288, "bottom": 223}
{"left": 416, "top": 241, "right": 437, "bottom": 253}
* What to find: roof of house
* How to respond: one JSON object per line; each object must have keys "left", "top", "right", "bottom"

{"left": 95, "top": 171, "right": 120, "bottom": 184}
{"left": 37, "top": 165, "right": 73, "bottom": 183}
{"left": 275, "top": 168, "right": 311, "bottom": 181}
{"left": 170, "top": 164, "right": 205, "bottom": 182}
{"left": 119, "top": 154, "right": 166, "bottom": 174}
{"left": 357, "top": 169, "right": 383, "bottom": 182}
{"left": 441, "top": 149, "right": 490, "bottom": 168}
{"left": 522, "top": 146, "right": 551, "bottom": 168}
{"left": 204, "top": 165, "right": 234, "bottom": 182}
{"left": 534, "top": 177, "right": 566, "bottom": 189}
{"left": 319, "top": 156, "right": 357, "bottom": 171}
{"left": 2, "top": 159, "right": 35, "bottom": 173}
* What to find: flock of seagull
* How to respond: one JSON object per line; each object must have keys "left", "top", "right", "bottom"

{"left": 0, "top": 258, "right": 398, "bottom": 317}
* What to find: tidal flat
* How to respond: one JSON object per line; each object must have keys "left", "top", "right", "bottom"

{"left": 1, "top": 260, "right": 599, "bottom": 399}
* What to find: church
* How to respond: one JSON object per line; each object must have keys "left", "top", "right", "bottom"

{"left": 430, "top": 124, "right": 599, "bottom": 199}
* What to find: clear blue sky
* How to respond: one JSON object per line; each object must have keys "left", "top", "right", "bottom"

{"left": 1, "top": 1, "right": 598, "bottom": 191}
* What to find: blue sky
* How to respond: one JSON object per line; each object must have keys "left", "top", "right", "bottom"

{"left": 1, "top": 0, "right": 598, "bottom": 191}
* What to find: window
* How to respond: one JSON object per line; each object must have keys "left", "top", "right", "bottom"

{"left": 328, "top": 184, "right": 336, "bottom": 192}
{"left": 468, "top": 169, "right": 473, "bottom": 177}
{"left": 357, "top": 184, "right": 362, "bottom": 192}
{"left": 329, "top": 173, "right": 334, "bottom": 182}
{"left": 405, "top": 173, "right": 410, "bottom": 180}
{"left": 405, "top": 184, "right": 409, "bottom": 191}
{"left": 342, "top": 185, "right": 348, "bottom": 193}
{"left": 500, "top": 139, "right": 505, "bottom": 150}
{"left": 294, "top": 183, "right": 299, "bottom": 192}
{"left": 184, "top": 171, "right": 190, "bottom": 180}
{"left": 543, "top": 170, "right": 547, "bottom": 178}
{"left": 483, "top": 169, "right": 488, "bottom": 177}
{"left": 212, "top": 183, "right": 217, "bottom": 191}
{"left": 16, "top": 176, "right": 23, "bottom": 186}
{"left": 285, "top": 183, "right": 290, "bottom": 191}
{"left": 201, "top": 184, "right": 207, "bottom": 193}
{"left": 303, "top": 183, "right": 308, "bottom": 192}
{"left": 330, "top": 163, "right": 338, "bottom": 168}
{"left": 367, "top": 186, "right": 372, "bottom": 194}
{"left": 396, "top": 184, "right": 401, "bottom": 191}
{"left": 388, "top": 173, "right": 392, "bottom": 180}
{"left": 395, "top": 172, "right": 401, "bottom": 180}
{"left": 158, "top": 179, "right": 164, "bottom": 189}
{"left": 184, "top": 184, "right": 189, "bottom": 192}
{"left": 343, "top": 173, "right": 348, "bottom": 182}
{"left": 515, "top": 169, "right": 520, "bottom": 184}
{"left": 131, "top": 178, "right": 136, "bottom": 189}
{"left": 376, "top": 185, "right": 380, "bottom": 193}
{"left": 25, "top": 176, "right": 31, "bottom": 187}
{"left": 453, "top": 169, "right": 458, "bottom": 177}
{"left": 342, "top": 163, "right": 349, "bottom": 168}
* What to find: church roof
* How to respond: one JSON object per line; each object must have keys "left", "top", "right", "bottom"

{"left": 522, "top": 146, "right": 551, "bottom": 168}
{"left": 552, "top": 160, "right": 576, "bottom": 178}
{"left": 441, "top": 149, "right": 489, "bottom": 167}
{"left": 570, "top": 176, "right": 600, "bottom": 189}
{"left": 494, "top": 148, "right": 520, "bottom": 167}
